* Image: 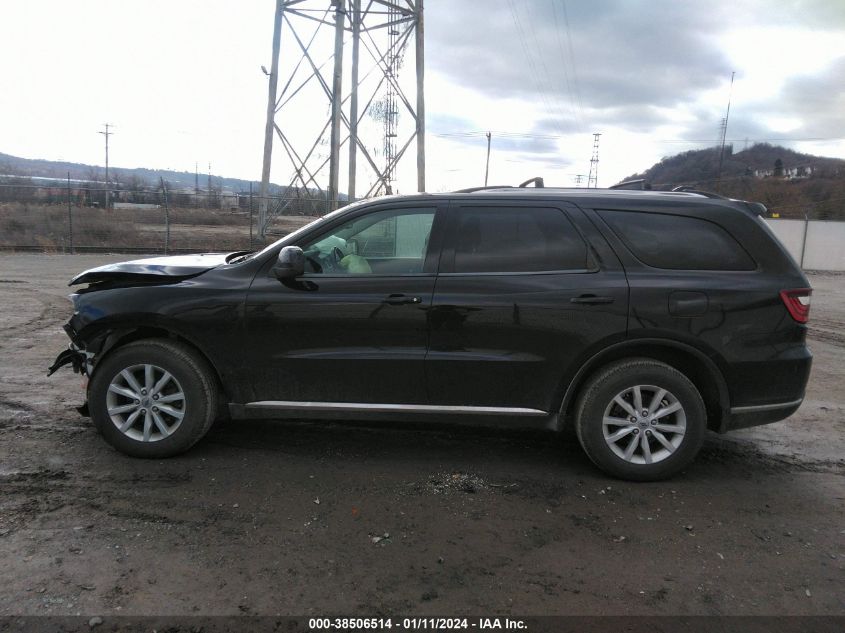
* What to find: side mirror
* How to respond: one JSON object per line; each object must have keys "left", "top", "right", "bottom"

{"left": 272, "top": 246, "right": 305, "bottom": 279}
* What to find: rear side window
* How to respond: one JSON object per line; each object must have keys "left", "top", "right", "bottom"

{"left": 598, "top": 209, "right": 756, "bottom": 271}
{"left": 453, "top": 207, "right": 591, "bottom": 273}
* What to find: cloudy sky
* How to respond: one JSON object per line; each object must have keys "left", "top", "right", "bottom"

{"left": 2, "top": 0, "right": 844, "bottom": 193}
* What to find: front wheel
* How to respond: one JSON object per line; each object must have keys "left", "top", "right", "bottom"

{"left": 574, "top": 359, "right": 706, "bottom": 481}
{"left": 88, "top": 339, "right": 218, "bottom": 458}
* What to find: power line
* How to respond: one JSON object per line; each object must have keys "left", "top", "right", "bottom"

{"left": 550, "top": 0, "right": 584, "bottom": 131}
{"left": 433, "top": 130, "right": 560, "bottom": 140}
{"left": 560, "top": 1, "right": 584, "bottom": 125}
{"left": 521, "top": 1, "right": 575, "bottom": 133}
{"left": 506, "top": 0, "right": 567, "bottom": 138}
{"left": 434, "top": 131, "right": 845, "bottom": 143}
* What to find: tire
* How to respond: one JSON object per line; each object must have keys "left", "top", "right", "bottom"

{"left": 88, "top": 339, "right": 218, "bottom": 458}
{"left": 574, "top": 358, "right": 706, "bottom": 481}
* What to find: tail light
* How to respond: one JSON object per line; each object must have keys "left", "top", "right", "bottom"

{"left": 779, "top": 288, "right": 811, "bottom": 323}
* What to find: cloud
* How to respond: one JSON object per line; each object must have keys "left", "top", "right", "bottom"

{"left": 771, "top": 57, "right": 845, "bottom": 139}
{"left": 426, "top": 1, "right": 732, "bottom": 118}
{"left": 424, "top": 0, "right": 845, "bottom": 148}
{"left": 669, "top": 56, "right": 845, "bottom": 147}
{"left": 488, "top": 135, "right": 559, "bottom": 154}
{"left": 428, "top": 112, "right": 479, "bottom": 134}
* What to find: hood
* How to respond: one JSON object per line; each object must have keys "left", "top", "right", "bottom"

{"left": 69, "top": 253, "right": 233, "bottom": 286}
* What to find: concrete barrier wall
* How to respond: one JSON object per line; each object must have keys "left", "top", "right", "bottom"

{"left": 765, "top": 219, "right": 845, "bottom": 271}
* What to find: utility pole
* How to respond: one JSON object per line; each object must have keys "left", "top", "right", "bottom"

{"left": 160, "top": 177, "right": 170, "bottom": 255}
{"left": 98, "top": 123, "right": 113, "bottom": 208}
{"left": 574, "top": 174, "right": 584, "bottom": 187}
{"left": 484, "top": 132, "right": 492, "bottom": 186}
{"left": 587, "top": 132, "right": 601, "bottom": 188}
{"left": 259, "top": 0, "right": 284, "bottom": 238}
{"left": 67, "top": 172, "right": 74, "bottom": 254}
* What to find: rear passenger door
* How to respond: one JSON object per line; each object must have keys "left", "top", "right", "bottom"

{"left": 425, "top": 202, "right": 629, "bottom": 413}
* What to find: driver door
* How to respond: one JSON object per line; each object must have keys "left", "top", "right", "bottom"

{"left": 243, "top": 204, "right": 443, "bottom": 405}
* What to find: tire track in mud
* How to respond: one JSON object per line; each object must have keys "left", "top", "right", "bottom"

{"left": 0, "top": 396, "right": 38, "bottom": 414}
{"left": 808, "top": 317, "right": 845, "bottom": 348}
{"left": 0, "top": 287, "right": 75, "bottom": 422}
{"left": 0, "top": 397, "right": 41, "bottom": 428}
{"left": 699, "top": 436, "right": 845, "bottom": 474}
{"left": 0, "top": 287, "right": 68, "bottom": 340}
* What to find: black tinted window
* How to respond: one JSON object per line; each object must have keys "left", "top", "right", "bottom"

{"left": 454, "top": 207, "right": 590, "bottom": 273}
{"left": 599, "top": 210, "right": 756, "bottom": 271}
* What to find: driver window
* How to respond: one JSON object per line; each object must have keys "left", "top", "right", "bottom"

{"left": 301, "top": 207, "right": 435, "bottom": 275}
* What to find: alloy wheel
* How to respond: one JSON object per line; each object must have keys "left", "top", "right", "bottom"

{"left": 105, "top": 364, "right": 186, "bottom": 442}
{"left": 601, "top": 384, "right": 686, "bottom": 465}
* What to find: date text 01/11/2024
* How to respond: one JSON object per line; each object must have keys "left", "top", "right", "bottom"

{"left": 308, "top": 617, "right": 528, "bottom": 630}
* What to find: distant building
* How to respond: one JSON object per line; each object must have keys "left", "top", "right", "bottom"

{"left": 754, "top": 164, "right": 814, "bottom": 179}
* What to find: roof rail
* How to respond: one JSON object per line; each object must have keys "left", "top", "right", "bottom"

{"left": 670, "top": 185, "right": 728, "bottom": 199}
{"left": 453, "top": 185, "right": 513, "bottom": 193}
{"left": 609, "top": 179, "right": 649, "bottom": 190}
{"left": 518, "top": 176, "right": 544, "bottom": 188}
{"left": 454, "top": 176, "right": 544, "bottom": 193}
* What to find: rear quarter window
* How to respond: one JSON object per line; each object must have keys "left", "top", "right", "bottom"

{"left": 598, "top": 209, "right": 756, "bottom": 271}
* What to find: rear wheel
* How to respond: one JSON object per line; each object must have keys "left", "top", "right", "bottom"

{"left": 89, "top": 339, "right": 218, "bottom": 458}
{"left": 575, "top": 359, "right": 706, "bottom": 481}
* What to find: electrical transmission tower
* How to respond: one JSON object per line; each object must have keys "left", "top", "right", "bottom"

{"left": 382, "top": 3, "right": 400, "bottom": 194}
{"left": 587, "top": 132, "right": 601, "bottom": 188}
{"left": 258, "top": 0, "right": 425, "bottom": 238}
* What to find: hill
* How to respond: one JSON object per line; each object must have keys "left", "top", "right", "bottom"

{"left": 621, "top": 144, "right": 845, "bottom": 219}
{"left": 0, "top": 151, "right": 285, "bottom": 194}
{"left": 625, "top": 143, "right": 845, "bottom": 185}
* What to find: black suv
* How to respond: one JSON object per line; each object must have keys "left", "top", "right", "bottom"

{"left": 50, "top": 186, "right": 812, "bottom": 480}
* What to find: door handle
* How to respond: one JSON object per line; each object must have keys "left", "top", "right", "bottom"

{"left": 384, "top": 293, "right": 422, "bottom": 306}
{"left": 570, "top": 294, "right": 615, "bottom": 305}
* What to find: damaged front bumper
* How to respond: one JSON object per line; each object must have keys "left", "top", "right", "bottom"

{"left": 48, "top": 338, "right": 94, "bottom": 417}
{"left": 47, "top": 344, "right": 89, "bottom": 377}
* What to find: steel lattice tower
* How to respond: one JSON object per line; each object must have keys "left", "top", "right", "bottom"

{"left": 257, "top": 0, "right": 425, "bottom": 238}
{"left": 382, "top": 3, "right": 400, "bottom": 194}
{"left": 587, "top": 132, "right": 601, "bottom": 188}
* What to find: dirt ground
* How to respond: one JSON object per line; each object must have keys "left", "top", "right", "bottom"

{"left": 0, "top": 254, "right": 842, "bottom": 617}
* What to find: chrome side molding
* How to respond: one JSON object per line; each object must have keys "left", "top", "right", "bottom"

{"left": 244, "top": 401, "right": 548, "bottom": 417}
{"left": 729, "top": 398, "right": 803, "bottom": 414}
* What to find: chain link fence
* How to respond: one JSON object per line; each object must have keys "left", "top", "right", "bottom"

{"left": 0, "top": 181, "right": 342, "bottom": 254}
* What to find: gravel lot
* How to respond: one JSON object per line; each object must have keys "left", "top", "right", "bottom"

{"left": 0, "top": 254, "right": 843, "bottom": 617}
